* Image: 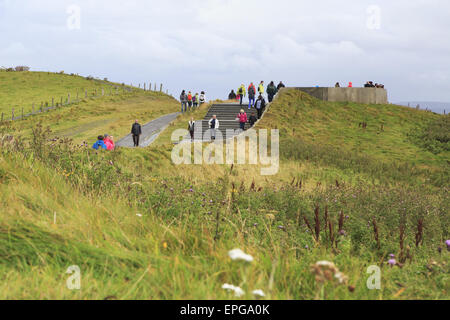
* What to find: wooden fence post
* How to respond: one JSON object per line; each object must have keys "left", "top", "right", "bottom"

{"left": 85, "top": 89, "right": 88, "bottom": 98}
{"left": 52, "top": 98, "right": 54, "bottom": 107}
{"left": 102, "top": 88, "right": 104, "bottom": 96}
{"left": 60, "top": 97, "right": 63, "bottom": 106}
{"left": 32, "top": 103, "right": 35, "bottom": 113}
{"left": 1, "top": 113, "right": 3, "bottom": 122}
{"left": 12, "top": 108, "right": 14, "bottom": 120}
{"left": 22, "top": 108, "right": 24, "bottom": 119}
{"left": 154, "top": 83, "right": 156, "bottom": 91}
{"left": 68, "top": 93, "right": 70, "bottom": 104}
{"left": 144, "top": 83, "right": 146, "bottom": 91}
{"left": 160, "top": 84, "right": 163, "bottom": 92}
{"left": 149, "top": 83, "right": 152, "bottom": 91}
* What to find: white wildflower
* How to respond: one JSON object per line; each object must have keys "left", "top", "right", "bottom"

{"left": 228, "top": 249, "right": 254, "bottom": 262}
{"left": 136, "top": 214, "right": 143, "bottom": 217}
{"left": 222, "top": 283, "right": 245, "bottom": 297}
{"left": 252, "top": 289, "right": 266, "bottom": 298}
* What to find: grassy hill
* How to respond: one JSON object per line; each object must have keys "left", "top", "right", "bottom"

{"left": 2, "top": 72, "right": 179, "bottom": 144}
{"left": 0, "top": 71, "right": 137, "bottom": 116}
{"left": 0, "top": 75, "right": 448, "bottom": 300}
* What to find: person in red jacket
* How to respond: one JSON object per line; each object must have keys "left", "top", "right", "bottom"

{"left": 187, "top": 91, "right": 193, "bottom": 110}
{"left": 237, "top": 109, "right": 248, "bottom": 131}
{"left": 248, "top": 83, "right": 256, "bottom": 109}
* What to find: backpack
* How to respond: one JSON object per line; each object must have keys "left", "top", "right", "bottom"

{"left": 238, "top": 87, "right": 243, "bottom": 94}
{"left": 249, "top": 86, "right": 255, "bottom": 95}
{"left": 256, "top": 100, "right": 262, "bottom": 109}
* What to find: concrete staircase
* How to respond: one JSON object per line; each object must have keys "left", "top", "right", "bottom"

{"left": 200, "top": 103, "right": 259, "bottom": 140}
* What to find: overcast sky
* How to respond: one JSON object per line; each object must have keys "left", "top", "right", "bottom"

{"left": 1, "top": 0, "right": 449, "bottom": 102}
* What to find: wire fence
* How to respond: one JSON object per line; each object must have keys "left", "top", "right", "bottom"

{"left": 0, "top": 82, "right": 169, "bottom": 122}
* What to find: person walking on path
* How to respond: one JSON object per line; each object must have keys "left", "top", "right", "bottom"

{"left": 267, "top": 81, "right": 278, "bottom": 103}
{"left": 180, "top": 90, "right": 188, "bottom": 113}
{"left": 228, "top": 90, "right": 237, "bottom": 100}
{"left": 237, "top": 84, "right": 246, "bottom": 105}
{"left": 131, "top": 120, "right": 142, "bottom": 147}
{"left": 188, "top": 118, "right": 195, "bottom": 141}
{"left": 277, "top": 81, "right": 285, "bottom": 90}
{"left": 258, "top": 81, "right": 265, "bottom": 97}
{"left": 248, "top": 82, "right": 256, "bottom": 109}
{"left": 248, "top": 112, "right": 257, "bottom": 128}
{"left": 187, "top": 91, "right": 193, "bottom": 110}
{"left": 237, "top": 109, "right": 248, "bottom": 131}
{"left": 255, "top": 95, "right": 266, "bottom": 119}
{"left": 208, "top": 115, "right": 220, "bottom": 141}
{"left": 92, "top": 135, "right": 107, "bottom": 150}
{"left": 199, "top": 91, "right": 206, "bottom": 105}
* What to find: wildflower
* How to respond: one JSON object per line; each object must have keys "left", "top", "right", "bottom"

{"left": 253, "top": 223, "right": 258, "bottom": 227}
{"left": 189, "top": 188, "right": 194, "bottom": 192}
{"left": 446, "top": 240, "right": 450, "bottom": 249}
{"left": 339, "top": 230, "right": 346, "bottom": 236}
{"left": 228, "top": 249, "right": 254, "bottom": 262}
{"left": 311, "top": 261, "right": 348, "bottom": 285}
{"left": 252, "top": 290, "right": 265, "bottom": 298}
{"left": 388, "top": 259, "right": 396, "bottom": 266}
{"left": 163, "top": 242, "right": 168, "bottom": 249}
{"left": 389, "top": 254, "right": 395, "bottom": 258}
{"left": 278, "top": 226, "right": 285, "bottom": 230}
{"left": 305, "top": 245, "right": 309, "bottom": 250}
{"left": 334, "top": 271, "right": 348, "bottom": 284}
{"left": 222, "top": 284, "right": 245, "bottom": 297}
{"left": 136, "top": 214, "right": 143, "bottom": 217}
{"left": 345, "top": 215, "right": 350, "bottom": 219}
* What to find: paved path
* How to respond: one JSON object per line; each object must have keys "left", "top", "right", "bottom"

{"left": 116, "top": 112, "right": 180, "bottom": 148}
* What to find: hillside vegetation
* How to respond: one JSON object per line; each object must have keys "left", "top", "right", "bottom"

{"left": 0, "top": 75, "right": 448, "bottom": 300}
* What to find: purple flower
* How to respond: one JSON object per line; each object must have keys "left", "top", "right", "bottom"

{"left": 339, "top": 230, "right": 346, "bottom": 236}
{"left": 446, "top": 240, "right": 450, "bottom": 248}
{"left": 345, "top": 215, "right": 350, "bottom": 219}
{"left": 253, "top": 223, "right": 258, "bottom": 227}
{"left": 189, "top": 188, "right": 194, "bottom": 192}
{"left": 389, "top": 254, "right": 395, "bottom": 258}
{"left": 278, "top": 226, "right": 285, "bottom": 230}
{"left": 388, "top": 259, "right": 396, "bottom": 266}
{"left": 305, "top": 245, "right": 309, "bottom": 250}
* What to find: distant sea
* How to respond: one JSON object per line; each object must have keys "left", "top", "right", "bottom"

{"left": 395, "top": 101, "right": 448, "bottom": 114}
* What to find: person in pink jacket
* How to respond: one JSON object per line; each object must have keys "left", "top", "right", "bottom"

{"left": 237, "top": 109, "right": 248, "bottom": 131}
{"left": 104, "top": 134, "right": 115, "bottom": 151}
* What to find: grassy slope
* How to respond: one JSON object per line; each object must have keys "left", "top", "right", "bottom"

{"left": 5, "top": 84, "right": 179, "bottom": 145}
{"left": 0, "top": 76, "right": 448, "bottom": 300}
{"left": 0, "top": 71, "right": 133, "bottom": 115}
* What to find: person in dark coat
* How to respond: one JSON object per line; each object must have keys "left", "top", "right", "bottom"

{"left": 188, "top": 118, "right": 195, "bottom": 141}
{"left": 266, "top": 81, "right": 278, "bottom": 103}
{"left": 131, "top": 120, "right": 142, "bottom": 147}
{"left": 277, "top": 81, "right": 285, "bottom": 91}
{"left": 255, "top": 94, "right": 266, "bottom": 119}
{"left": 248, "top": 112, "right": 258, "bottom": 127}
{"left": 228, "top": 90, "right": 237, "bottom": 100}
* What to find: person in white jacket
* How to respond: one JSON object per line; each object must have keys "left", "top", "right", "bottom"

{"left": 208, "top": 115, "right": 219, "bottom": 140}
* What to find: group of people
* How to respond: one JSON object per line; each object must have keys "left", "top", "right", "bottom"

{"left": 92, "top": 134, "right": 115, "bottom": 150}
{"left": 334, "top": 81, "right": 385, "bottom": 88}
{"left": 364, "top": 81, "right": 385, "bottom": 88}
{"left": 229, "top": 81, "right": 285, "bottom": 108}
{"left": 92, "top": 120, "right": 143, "bottom": 150}
{"left": 180, "top": 91, "right": 206, "bottom": 113}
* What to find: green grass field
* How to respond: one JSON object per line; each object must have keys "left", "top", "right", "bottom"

{"left": 0, "top": 73, "right": 448, "bottom": 300}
